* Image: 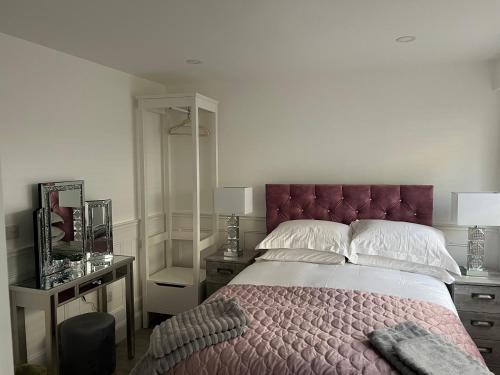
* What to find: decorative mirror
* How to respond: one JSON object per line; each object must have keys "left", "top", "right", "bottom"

{"left": 35, "top": 181, "right": 86, "bottom": 287}
{"left": 33, "top": 180, "right": 115, "bottom": 288}
{"left": 86, "top": 199, "right": 113, "bottom": 260}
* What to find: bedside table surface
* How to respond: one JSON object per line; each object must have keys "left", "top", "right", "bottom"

{"left": 454, "top": 271, "right": 500, "bottom": 286}
{"left": 205, "top": 250, "right": 262, "bottom": 298}
{"left": 205, "top": 250, "right": 261, "bottom": 264}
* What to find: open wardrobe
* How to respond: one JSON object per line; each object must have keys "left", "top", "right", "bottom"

{"left": 135, "top": 93, "right": 219, "bottom": 327}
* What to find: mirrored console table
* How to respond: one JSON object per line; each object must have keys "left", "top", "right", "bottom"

{"left": 10, "top": 255, "right": 135, "bottom": 375}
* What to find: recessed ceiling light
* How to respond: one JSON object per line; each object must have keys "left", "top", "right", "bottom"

{"left": 396, "top": 36, "right": 416, "bottom": 43}
{"left": 186, "top": 59, "right": 203, "bottom": 64}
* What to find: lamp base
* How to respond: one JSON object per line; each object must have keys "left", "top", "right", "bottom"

{"left": 466, "top": 226, "right": 488, "bottom": 278}
{"left": 223, "top": 250, "right": 243, "bottom": 258}
{"left": 224, "top": 214, "right": 241, "bottom": 257}
{"left": 465, "top": 269, "right": 489, "bottom": 277}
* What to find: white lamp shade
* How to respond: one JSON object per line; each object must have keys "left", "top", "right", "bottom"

{"left": 214, "top": 187, "right": 253, "bottom": 215}
{"left": 451, "top": 192, "right": 500, "bottom": 226}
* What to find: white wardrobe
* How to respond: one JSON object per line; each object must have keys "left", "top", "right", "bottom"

{"left": 135, "top": 93, "right": 219, "bottom": 326}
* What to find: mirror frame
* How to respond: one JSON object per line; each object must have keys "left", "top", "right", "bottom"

{"left": 86, "top": 199, "right": 113, "bottom": 259}
{"left": 36, "top": 181, "right": 85, "bottom": 287}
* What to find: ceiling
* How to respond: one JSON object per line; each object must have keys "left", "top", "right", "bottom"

{"left": 1, "top": 0, "right": 500, "bottom": 84}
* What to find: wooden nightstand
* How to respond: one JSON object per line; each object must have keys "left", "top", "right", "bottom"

{"left": 205, "top": 250, "right": 261, "bottom": 297}
{"left": 452, "top": 272, "right": 500, "bottom": 373}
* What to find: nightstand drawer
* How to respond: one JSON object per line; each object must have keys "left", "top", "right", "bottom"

{"left": 472, "top": 338, "right": 500, "bottom": 366}
{"left": 487, "top": 365, "right": 500, "bottom": 374}
{"left": 459, "top": 311, "right": 500, "bottom": 340}
{"left": 206, "top": 261, "right": 246, "bottom": 283}
{"left": 454, "top": 284, "right": 500, "bottom": 313}
{"left": 206, "top": 281, "right": 226, "bottom": 296}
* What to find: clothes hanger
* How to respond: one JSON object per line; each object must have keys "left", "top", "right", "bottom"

{"left": 168, "top": 108, "right": 210, "bottom": 136}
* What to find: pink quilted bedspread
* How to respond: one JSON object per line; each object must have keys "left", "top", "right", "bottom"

{"left": 170, "top": 284, "right": 482, "bottom": 375}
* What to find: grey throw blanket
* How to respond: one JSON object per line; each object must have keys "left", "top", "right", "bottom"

{"left": 131, "top": 298, "right": 248, "bottom": 375}
{"left": 368, "top": 321, "right": 492, "bottom": 375}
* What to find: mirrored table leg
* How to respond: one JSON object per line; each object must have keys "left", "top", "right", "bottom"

{"left": 97, "top": 285, "right": 108, "bottom": 313}
{"left": 10, "top": 291, "right": 27, "bottom": 364}
{"left": 45, "top": 295, "right": 59, "bottom": 375}
{"left": 125, "top": 263, "right": 135, "bottom": 359}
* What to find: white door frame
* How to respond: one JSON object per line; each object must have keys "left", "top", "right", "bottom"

{"left": 0, "top": 161, "right": 15, "bottom": 374}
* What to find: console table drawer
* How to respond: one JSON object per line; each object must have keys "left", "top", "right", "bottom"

{"left": 454, "top": 285, "right": 500, "bottom": 313}
{"left": 459, "top": 311, "right": 500, "bottom": 340}
{"left": 78, "top": 271, "right": 113, "bottom": 294}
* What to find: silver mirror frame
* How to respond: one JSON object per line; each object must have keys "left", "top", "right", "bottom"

{"left": 86, "top": 199, "right": 113, "bottom": 260}
{"left": 36, "top": 181, "right": 85, "bottom": 287}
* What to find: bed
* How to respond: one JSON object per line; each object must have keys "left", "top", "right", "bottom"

{"left": 151, "top": 184, "right": 484, "bottom": 374}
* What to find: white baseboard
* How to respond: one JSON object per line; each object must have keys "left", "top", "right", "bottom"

{"left": 27, "top": 350, "right": 46, "bottom": 366}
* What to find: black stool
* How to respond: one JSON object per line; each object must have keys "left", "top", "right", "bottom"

{"left": 59, "top": 312, "right": 116, "bottom": 375}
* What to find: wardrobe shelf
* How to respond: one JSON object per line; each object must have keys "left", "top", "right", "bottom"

{"left": 149, "top": 267, "right": 207, "bottom": 287}
{"left": 170, "top": 230, "right": 212, "bottom": 241}
{"left": 148, "top": 230, "right": 212, "bottom": 245}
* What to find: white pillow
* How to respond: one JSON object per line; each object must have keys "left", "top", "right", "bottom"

{"left": 51, "top": 212, "right": 64, "bottom": 224}
{"left": 51, "top": 226, "right": 65, "bottom": 243}
{"left": 256, "top": 249, "right": 346, "bottom": 265}
{"left": 349, "top": 219, "right": 460, "bottom": 277}
{"left": 255, "top": 220, "right": 352, "bottom": 258}
{"left": 353, "top": 254, "right": 455, "bottom": 283}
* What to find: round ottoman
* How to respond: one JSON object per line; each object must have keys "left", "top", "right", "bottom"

{"left": 59, "top": 312, "right": 115, "bottom": 375}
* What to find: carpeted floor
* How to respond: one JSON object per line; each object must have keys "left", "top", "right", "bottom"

{"left": 115, "top": 329, "right": 152, "bottom": 375}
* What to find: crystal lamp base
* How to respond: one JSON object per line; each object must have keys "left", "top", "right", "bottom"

{"left": 466, "top": 226, "right": 488, "bottom": 277}
{"left": 223, "top": 214, "right": 242, "bottom": 257}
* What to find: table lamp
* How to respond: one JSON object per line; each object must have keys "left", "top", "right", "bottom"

{"left": 452, "top": 192, "right": 500, "bottom": 276}
{"left": 214, "top": 187, "right": 253, "bottom": 257}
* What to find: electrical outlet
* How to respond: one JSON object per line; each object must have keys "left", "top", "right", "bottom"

{"left": 107, "top": 290, "right": 113, "bottom": 303}
{"left": 5, "top": 225, "right": 19, "bottom": 240}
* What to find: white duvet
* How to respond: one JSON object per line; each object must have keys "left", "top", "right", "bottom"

{"left": 230, "top": 261, "right": 457, "bottom": 314}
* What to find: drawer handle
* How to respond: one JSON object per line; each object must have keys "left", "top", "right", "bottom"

{"left": 471, "top": 293, "right": 495, "bottom": 300}
{"left": 471, "top": 320, "right": 494, "bottom": 328}
{"left": 154, "top": 282, "right": 185, "bottom": 289}
{"left": 217, "top": 268, "right": 234, "bottom": 276}
{"left": 478, "top": 347, "right": 492, "bottom": 354}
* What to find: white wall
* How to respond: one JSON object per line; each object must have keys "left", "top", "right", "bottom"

{"left": 170, "top": 62, "right": 500, "bottom": 267}
{"left": 0, "top": 33, "right": 165, "bottom": 363}
{"left": 493, "top": 58, "right": 500, "bottom": 91}
{"left": 171, "top": 63, "right": 500, "bottom": 221}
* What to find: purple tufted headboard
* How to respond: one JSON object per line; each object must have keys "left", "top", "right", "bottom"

{"left": 266, "top": 184, "right": 433, "bottom": 233}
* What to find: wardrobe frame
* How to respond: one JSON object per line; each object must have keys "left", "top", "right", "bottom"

{"left": 135, "top": 93, "right": 219, "bottom": 327}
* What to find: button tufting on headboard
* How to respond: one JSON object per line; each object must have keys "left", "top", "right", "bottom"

{"left": 265, "top": 184, "right": 433, "bottom": 233}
